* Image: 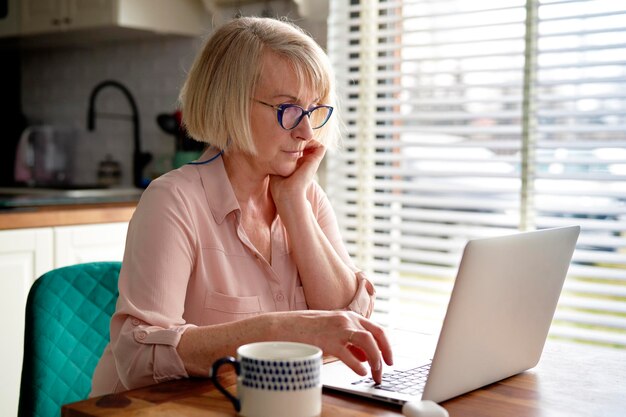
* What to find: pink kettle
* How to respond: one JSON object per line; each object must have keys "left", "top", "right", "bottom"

{"left": 14, "top": 125, "right": 77, "bottom": 187}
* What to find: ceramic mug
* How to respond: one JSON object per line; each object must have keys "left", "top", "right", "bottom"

{"left": 211, "top": 341, "right": 322, "bottom": 417}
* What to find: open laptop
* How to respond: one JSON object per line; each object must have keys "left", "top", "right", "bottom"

{"left": 323, "top": 226, "right": 580, "bottom": 404}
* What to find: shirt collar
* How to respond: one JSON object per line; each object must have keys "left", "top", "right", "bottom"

{"left": 196, "top": 149, "right": 240, "bottom": 224}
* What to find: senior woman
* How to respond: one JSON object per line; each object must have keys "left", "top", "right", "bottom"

{"left": 90, "top": 16, "right": 393, "bottom": 396}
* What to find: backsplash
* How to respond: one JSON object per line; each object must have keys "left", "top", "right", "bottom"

{"left": 21, "top": 36, "right": 203, "bottom": 186}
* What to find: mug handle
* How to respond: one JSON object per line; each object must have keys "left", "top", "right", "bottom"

{"left": 211, "top": 356, "right": 241, "bottom": 412}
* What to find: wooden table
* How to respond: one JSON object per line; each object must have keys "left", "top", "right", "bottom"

{"left": 62, "top": 341, "right": 625, "bottom": 417}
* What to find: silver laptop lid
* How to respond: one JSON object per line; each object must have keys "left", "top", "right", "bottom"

{"left": 422, "top": 226, "right": 580, "bottom": 402}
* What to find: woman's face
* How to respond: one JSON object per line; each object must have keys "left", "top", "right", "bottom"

{"left": 247, "top": 51, "right": 318, "bottom": 177}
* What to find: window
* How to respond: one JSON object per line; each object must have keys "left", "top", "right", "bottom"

{"left": 327, "top": 0, "right": 626, "bottom": 347}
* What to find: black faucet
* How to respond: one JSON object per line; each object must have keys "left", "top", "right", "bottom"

{"left": 87, "top": 80, "right": 152, "bottom": 188}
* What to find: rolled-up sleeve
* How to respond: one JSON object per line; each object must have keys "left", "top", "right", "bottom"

{"left": 346, "top": 271, "right": 376, "bottom": 317}
{"left": 112, "top": 318, "right": 194, "bottom": 388}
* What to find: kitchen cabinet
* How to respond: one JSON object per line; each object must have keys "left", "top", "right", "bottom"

{"left": 20, "top": 0, "right": 112, "bottom": 34}
{"left": 0, "top": 227, "right": 53, "bottom": 417}
{"left": 54, "top": 222, "right": 128, "bottom": 267}
{"left": 20, "top": 0, "right": 210, "bottom": 38}
{"left": 0, "top": 221, "right": 128, "bottom": 417}
{"left": 0, "top": 0, "right": 20, "bottom": 37}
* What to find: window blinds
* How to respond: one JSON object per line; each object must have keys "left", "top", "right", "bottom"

{"left": 326, "top": 0, "right": 626, "bottom": 346}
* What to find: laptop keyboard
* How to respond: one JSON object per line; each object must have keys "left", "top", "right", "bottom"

{"left": 351, "top": 362, "right": 432, "bottom": 396}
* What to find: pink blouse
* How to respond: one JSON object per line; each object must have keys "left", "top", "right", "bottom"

{"left": 90, "top": 151, "right": 375, "bottom": 396}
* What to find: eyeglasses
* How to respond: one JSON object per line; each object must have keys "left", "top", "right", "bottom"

{"left": 253, "top": 99, "right": 333, "bottom": 130}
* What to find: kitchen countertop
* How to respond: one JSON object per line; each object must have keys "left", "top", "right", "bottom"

{"left": 0, "top": 187, "right": 142, "bottom": 230}
{"left": 0, "top": 202, "right": 137, "bottom": 230}
{"left": 0, "top": 187, "right": 143, "bottom": 208}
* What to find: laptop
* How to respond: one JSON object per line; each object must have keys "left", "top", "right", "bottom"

{"left": 322, "top": 226, "right": 580, "bottom": 404}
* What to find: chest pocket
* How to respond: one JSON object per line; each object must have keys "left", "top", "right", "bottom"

{"left": 203, "top": 290, "right": 262, "bottom": 325}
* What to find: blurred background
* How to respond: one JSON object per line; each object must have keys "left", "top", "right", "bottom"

{"left": 0, "top": 0, "right": 328, "bottom": 189}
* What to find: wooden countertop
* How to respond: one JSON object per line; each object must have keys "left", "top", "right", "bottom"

{"left": 0, "top": 202, "right": 137, "bottom": 230}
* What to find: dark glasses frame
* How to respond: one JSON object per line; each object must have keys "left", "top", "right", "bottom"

{"left": 254, "top": 99, "right": 334, "bottom": 130}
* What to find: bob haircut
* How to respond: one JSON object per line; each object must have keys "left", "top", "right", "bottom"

{"left": 180, "top": 17, "right": 339, "bottom": 155}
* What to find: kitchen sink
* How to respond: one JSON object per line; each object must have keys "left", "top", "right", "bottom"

{"left": 0, "top": 186, "right": 144, "bottom": 208}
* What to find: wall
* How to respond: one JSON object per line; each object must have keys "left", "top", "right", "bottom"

{"left": 20, "top": 0, "right": 327, "bottom": 187}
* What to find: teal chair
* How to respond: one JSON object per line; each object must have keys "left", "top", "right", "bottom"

{"left": 18, "top": 262, "right": 121, "bottom": 417}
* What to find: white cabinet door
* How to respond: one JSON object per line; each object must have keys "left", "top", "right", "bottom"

{"left": 0, "top": 0, "right": 21, "bottom": 37}
{"left": 66, "top": 0, "right": 113, "bottom": 30}
{"left": 54, "top": 222, "right": 128, "bottom": 268}
{"left": 0, "top": 228, "right": 53, "bottom": 417}
{"left": 21, "top": 0, "right": 113, "bottom": 34}
{"left": 21, "top": 0, "right": 209, "bottom": 38}
{"left": 20, "top": 0, "right": 65, "bottom": 34}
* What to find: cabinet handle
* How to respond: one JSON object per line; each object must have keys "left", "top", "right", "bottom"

{"left": 63, "top": 17, "right": 72, "bottom": 25}
{"left": 52, "top": 18, "right": 61, "bottom": 25}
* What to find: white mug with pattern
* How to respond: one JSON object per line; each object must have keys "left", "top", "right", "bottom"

{"left": 211, "top": 341, "right": 323, "bottom": 417}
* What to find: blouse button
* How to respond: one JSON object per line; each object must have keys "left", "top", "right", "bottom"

{"left": 131, "top": 318, "right": 140, "bottom": 326}
{"left": 136, "top": 331, "right": 147, "bottom": 340}
{"left": 276, "top": 292, "right": 285, "bottom": 302}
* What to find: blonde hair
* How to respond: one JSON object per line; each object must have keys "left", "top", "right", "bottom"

{"left": 180, "top": 17, "right": 339, "bottom": 155}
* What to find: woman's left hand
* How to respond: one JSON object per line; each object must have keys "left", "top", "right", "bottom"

{"left": 270, "top": 140, "right": 326, "bottom": 207}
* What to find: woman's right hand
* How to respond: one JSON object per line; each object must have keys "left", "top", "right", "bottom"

{"left": 178, "top": 310, "right": 393, "bottom": 384}
{"left": 275, "top": 311, "right": 394, "bottom": 384}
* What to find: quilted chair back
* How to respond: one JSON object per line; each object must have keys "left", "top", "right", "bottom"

{"left": 18, "top": 262, "right": 121, "bottom": 417}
